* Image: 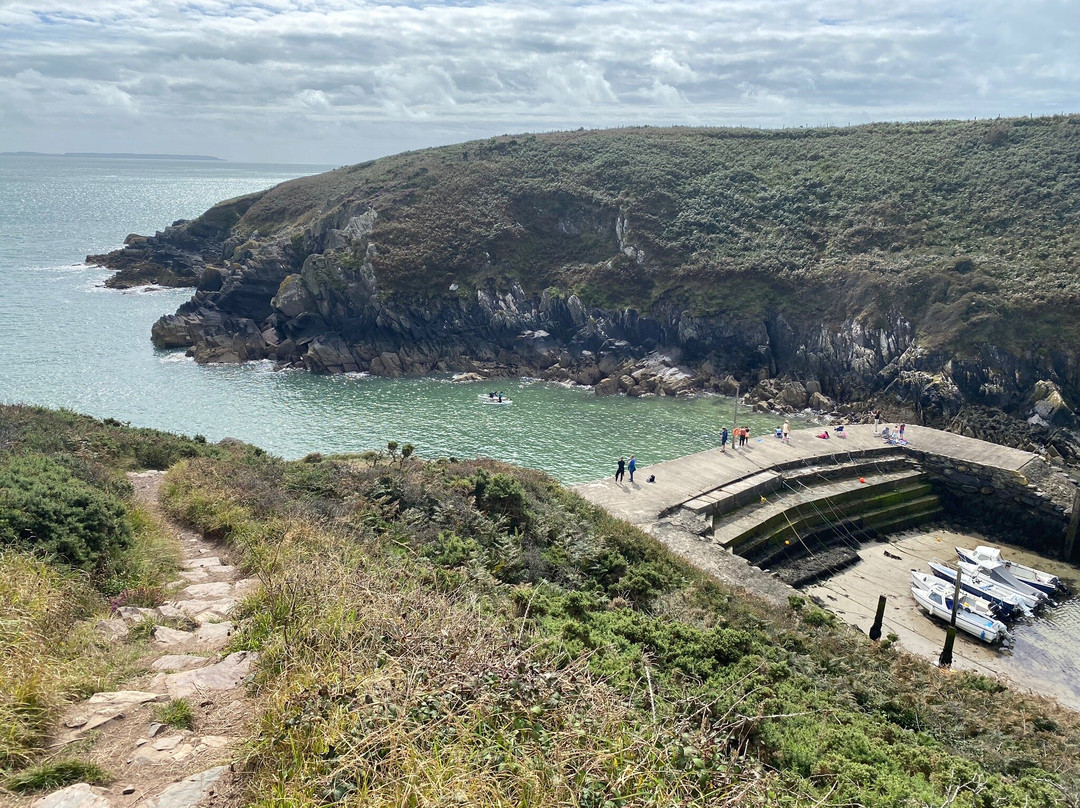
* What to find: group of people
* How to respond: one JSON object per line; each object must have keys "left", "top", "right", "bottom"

{"left": 615, "top": 455, "right": 636, "bottom": 483}
{"left": 485, "top": 391, "right": 505, "bottom": 402}
{"left": 720, "top": 426, "right": 752, "bottom": 451}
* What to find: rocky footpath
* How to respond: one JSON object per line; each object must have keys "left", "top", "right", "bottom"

{"left": 13, "top": 472, "right": 259, "bottom": 808}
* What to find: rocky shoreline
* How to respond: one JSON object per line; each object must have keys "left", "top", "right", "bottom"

{"left": 88, "top": 215, "right": 1080, "bottom": 466}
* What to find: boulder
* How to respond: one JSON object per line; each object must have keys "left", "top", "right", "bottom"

{"left": 1029, "top": 380, "right": 1075, "bottom": 428}
{"left": 594, "top": 376, "right": 621, "bottom": 396}
{"left": 138, "top": 766, "right": 228, "bottom": 808}
{"left": 33, "top": 783, "right": 112, "bottom": 808}
{"left": 270, "top": 274, "right": 315, "bottom": 318}
{"left": 808, "top": 391, "right": 834, "bottom": 411}
{"left": 778, "top": 381, "right": 808, "bottom": 408}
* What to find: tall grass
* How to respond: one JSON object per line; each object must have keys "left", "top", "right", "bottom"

{"left": 0, "top": 552, "right": 116, "bottom": 769}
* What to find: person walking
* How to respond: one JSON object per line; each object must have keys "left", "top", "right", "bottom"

{"left": 782, "top": 421, "right": 790, "bottom": 444}
{"left": 616, "top": 456, "right": 626, "bottom": 483}
{"left": 628, "top": 455, "right": 637, "bottom": 483}
{"left": 720, "top": 427, "right": 729, "bottom": 452}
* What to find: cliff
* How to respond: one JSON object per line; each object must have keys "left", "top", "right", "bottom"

{"left": 89, "top": 117, "right": 1080, "bottom": 455}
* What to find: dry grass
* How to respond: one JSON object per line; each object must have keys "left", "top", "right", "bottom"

{"left": 231, "top": 522, "right": 765, "bottom": 808}
{"left": 0, "top": 552, "right": 112, "bottom": 769}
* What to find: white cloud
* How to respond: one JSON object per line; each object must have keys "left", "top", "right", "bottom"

{"left": 0, "top": 0, "right": 1078, "bottom": 162}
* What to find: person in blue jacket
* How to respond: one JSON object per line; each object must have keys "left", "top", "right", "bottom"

{"left": 628, "top": 455, "right": 637, "bottom": 482}
{"left": 721, "top": 427, "right": 729, "bottom": 452}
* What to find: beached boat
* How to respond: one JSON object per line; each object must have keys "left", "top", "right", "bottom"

{"left": 910, "top": 574, "right": 1011, "bottom": 643}
{"left": 956, "top": 546, "right": 1066, "bottom": 596}
{"left": 928, "top": 561, "right": 1031, "bottom": 618}
{"left": 910, "top": 571, "right": 998, "bottom": 620}
{"left": 956, "top": 560, "right": 1050, "bottom": 608}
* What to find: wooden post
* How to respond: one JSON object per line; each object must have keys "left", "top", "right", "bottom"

{"left": 939, "top": 569, "right": 962, "bottom": 668}
{"left": 869, "top": 595, "right": 887, "bottom": 641}
{"left": 950, "top": 570, "right": 963, "bottom": 628}
{"left": 732, "top": 380, "right": 739, "bottom": 434}
{"left": 1064, "top": 486, "right": 1080, "bottom": 563}
{"left": 938, "top": 627, "right": 956, "bottom": 668}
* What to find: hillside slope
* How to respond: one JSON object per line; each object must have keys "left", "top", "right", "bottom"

{"left": 91, "top": 117, "right": 1080, "bottom": 446}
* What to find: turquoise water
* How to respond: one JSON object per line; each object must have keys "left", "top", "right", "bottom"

{"left": 0, "top": 156, "right": 795, "bottom": 483}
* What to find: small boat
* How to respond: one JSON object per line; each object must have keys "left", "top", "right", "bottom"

{"left": 928, "top": 561, "right": 1030, "bottom": 618}
{"left": 910, "top": 571, "right": 998, "bottom": 621}
{"left": 479, "top": 396, "right": 512, "bottom": 405}
{"left": 910, "top": 575, "right": 1011, "bottom": 644}
{"left": 956, "top": 546, "right": 1066, "bottom": 596}
{"left": 956, "top": 560, "right": 1049, "bottom": 609}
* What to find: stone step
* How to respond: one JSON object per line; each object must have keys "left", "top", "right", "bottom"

{"left": 683, "top": 450, "right": 912, "bottom": 519}
{"left": 738, "top": 487, "right": 937, "bottom": 555}
{"left": 713, "top": 469, "right": 926, "bottom": 549}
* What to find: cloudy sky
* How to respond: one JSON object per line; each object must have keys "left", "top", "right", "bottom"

{"left": 1, "top": 0, "right": 1077, "bottom": 164}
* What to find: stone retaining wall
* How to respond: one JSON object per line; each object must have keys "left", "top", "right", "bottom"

{"left": 911, "top": 450, "right": 1074, "bottom": 556}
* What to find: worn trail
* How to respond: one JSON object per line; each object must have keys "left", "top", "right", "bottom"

{"left": 6, "top": 471, "right": 260, "bottom": 808}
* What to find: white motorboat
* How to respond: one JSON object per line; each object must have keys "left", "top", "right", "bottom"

{"left": 478, "top": 393, "right": 512, "bottom": 404}
{"left": 928, "top": 562, "right": 1030, "bottom": 618}
{"left": 956, "top": 546, "right": 1066, "bottom": 596}
{"left": 910, "top": 575, "right": 1011, "bottom": 644}
{"left": 910, "top": 571, "right": 998, "bottom": 621}
{"left": 956, "top": 560, "right": 1049, "bottom": 609}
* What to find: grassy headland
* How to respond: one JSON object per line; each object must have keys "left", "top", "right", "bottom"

{"left": 97, "top": 117, "right": 1080, "bottom": 442}
{"left": 212, "top": 116, "right": 1080, "bottom": 338}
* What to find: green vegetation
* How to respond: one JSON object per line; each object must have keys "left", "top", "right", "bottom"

{"left": 3, "top": 759, "right": 110, "bottom": 794}
{"left": 210, "top": 116, "right": 1080, "bottom": 354}
{"left": 155, "top": 699, "right": 195, "bottom": 730}
{"left": 0, "top": 405, "right": 212, "bottom": 775}
{"left": 160, "top": 446, "right": 1080, "bottom": 807}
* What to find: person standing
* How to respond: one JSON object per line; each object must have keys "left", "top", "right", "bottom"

{"left": 721, "top": 427, "right": 729, "bottom": 452}
{"left": 873, "top": 409, "right": 881, "bottom": 435}
{"left": 782, "top": 421, "right": 790, "bottom": 444}
{"left": 616, "top": 456, "right": 626, "bottom": 483}
{"left": 628, "top": 455, "right": 637, "bottom": 482}
{"left": 899, "top": 423, "right": 906, "bottom": 441}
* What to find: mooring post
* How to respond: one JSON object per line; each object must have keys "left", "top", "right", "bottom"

{"left": 869, "top": 595, "right": 887, "bottom": 641}
{"left": 939, "top": 627, "right": 956, "bottom": 668}
{"left": 1064, "top": 486, "right": 1080, "bottom": 563}
{"left": 939, "top": 569, "right": 963, "bottom": 668}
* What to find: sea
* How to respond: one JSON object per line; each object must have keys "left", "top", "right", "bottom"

{"left": 0, "top": 155, "right": 789, "bottom": 484}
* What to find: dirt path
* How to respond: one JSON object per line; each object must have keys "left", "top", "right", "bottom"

{"left": 8, "top": 471, "right": 260, "bottom": 808}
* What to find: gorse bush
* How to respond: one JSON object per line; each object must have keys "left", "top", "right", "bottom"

{"left": 0, "top": 453, "right": 131, "bottom": 570}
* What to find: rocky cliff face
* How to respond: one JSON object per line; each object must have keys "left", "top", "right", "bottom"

{"left": 88, "top": 122, "right": 1080, "bottom": 461}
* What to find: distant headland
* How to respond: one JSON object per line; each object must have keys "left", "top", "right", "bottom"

{"left": 1, "top": 151, "right": 224, "bottom": 161}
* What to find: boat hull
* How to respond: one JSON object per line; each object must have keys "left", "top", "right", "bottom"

{"left": 910, "top": 583, "right": 1009, "bottom": 643}
{"left": 928, "top": 562, "right": 1027, "bottom": 618}
{"left": 956, "top": 546, "right": 1064, "bottom": 595}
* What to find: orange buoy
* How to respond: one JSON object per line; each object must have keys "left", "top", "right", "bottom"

{"left": 859, "top": 477, "right": 866, "bottom": 483}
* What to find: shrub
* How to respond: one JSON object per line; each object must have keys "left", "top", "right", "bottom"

{"left": 0, "top": 453, "right": 131, "bottom": 571}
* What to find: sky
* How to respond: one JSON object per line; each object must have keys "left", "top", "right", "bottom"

{"left": 1, "top": 0, "right": 1078, "bottom": 165}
